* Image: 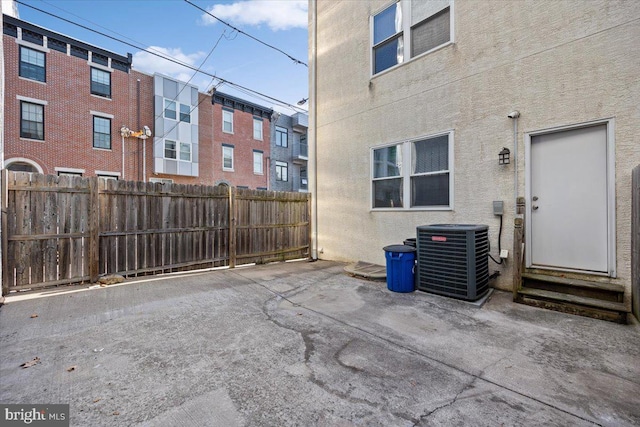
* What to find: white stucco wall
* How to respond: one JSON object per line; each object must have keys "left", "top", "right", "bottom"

{"left": 311, "top": 0, "right": 640, "bottom": 294}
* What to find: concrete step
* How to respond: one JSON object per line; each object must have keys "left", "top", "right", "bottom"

{"left": 522, "top": 272, "right": 624, "bottom": 302}
{"left": 516, "top": 287, "right": 628, "bottom": 324}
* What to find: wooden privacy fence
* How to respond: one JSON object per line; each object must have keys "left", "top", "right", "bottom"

{"left": 1, "top": 171, "right": 311, "bottom": 294}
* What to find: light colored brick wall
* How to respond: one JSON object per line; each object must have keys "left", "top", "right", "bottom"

{"left": 313, "top": 0, "right": 640, "bottom": 294}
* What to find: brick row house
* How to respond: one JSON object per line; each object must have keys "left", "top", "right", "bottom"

{"left": 2, "top": 15, "right": 307, "bottom": 190}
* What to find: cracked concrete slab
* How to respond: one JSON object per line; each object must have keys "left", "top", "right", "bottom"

{"left": 1, "top": 260, "right": 639, "bottom": 426}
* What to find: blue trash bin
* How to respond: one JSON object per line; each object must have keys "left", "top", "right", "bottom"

{"left": 383, "top": 244, "right": 416, "bottom": 293}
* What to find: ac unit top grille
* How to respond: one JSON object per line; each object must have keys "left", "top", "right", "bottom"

{"left": 416, "top": 224, "right": 489, "bottom": 301}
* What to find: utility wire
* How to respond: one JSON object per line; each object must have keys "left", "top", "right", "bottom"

{"left": 15, "top": 0, "right": 306, "bottom": 112}
{"left": 183, "top": 0, "right": 308, "bottom": 67}
{"left": 153, "top": 31, "right": 228, "bottom": 124}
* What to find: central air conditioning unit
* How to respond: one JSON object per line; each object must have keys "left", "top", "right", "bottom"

{"left": 416, "top": 224, "right": 489, "bottom": 301}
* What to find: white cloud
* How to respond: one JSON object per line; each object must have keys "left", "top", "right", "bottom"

{"left": 203, "top": 0, "right": 307, "bottom": 31}
{"left": 2, "top": 0, "right": 19, "bottom": 17}
{"left": 132, "top": 47, "right": 213, "bottom": 90}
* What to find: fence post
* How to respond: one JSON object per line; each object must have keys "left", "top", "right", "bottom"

{"left": 229, "top": 185, "right": 237, "bottom": 268}
{"left": 88, "top": 177, "right": 100, "bottom": 283}
{"left": 632, "top": 165, "right": 640, "bottom": 320}
{"left": 1, "top": 170, "right": 8, "bottom": 296}
{"left": 513, "top": 217, "right": 524, "bottom": 300}
{"left": 307, "top": 193, "right": 313, "bottom": 260}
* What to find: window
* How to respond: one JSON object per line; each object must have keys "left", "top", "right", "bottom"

{"left": 19, "top": 46, "right": 45, "bottom": 82}
{"left": 164, "top": 140, "right": 191, "bottom": 162}
{"left": 20, "top": 101, "right": 44, "bottom": 140}
{"left": 373, "top": 145, "right": 403, "bottom": 208}
{"left": 90, "top": 67, "right": 111, "bottom": 98}
{"left": 222, "top": 109, "right": 233, "bottom": 133}
{"left": 410, "top": 135, "right": 450, "bottom": 207}
{"left": 164, "top": 100, "right": 176, "bottom": 120}
{"left": 372, "top": 132, "right": 452, "bottom": 209}
{"left": 180, "top": 104, "right": 191, "bottom": 123}
{"left": 253, "top": 118, "right": 263, "bottom": 140}
{"left": 372, "top": 1, "right": 452, "bottom": 74}
{"left": 300, "top": 167, "right": 308, "bottom": 190}
{"left": 93, "top": 116, "right": 111, "bottom": 149}
{"left": 165, "top": 140, "right": 177, "bottom": 159}
{"left": 179, "top": 142, "right": 191, "bottom": 161}
{"left": 276, "top": 126, "right": 288, "bottom": 147}
{"left": 164, "top": 100, "right": 191, "bottom": 122}
{"left": 253, "top": 150, "right": 263, "bottom": 174}
{"left": 150, "top": 178, "right": 174, "bottom": 184}
{"left": 276, "top": 161, "right": 288, "bottom": 182}
{"left": 223, "top": 145, "right": 234, "bottom": 170}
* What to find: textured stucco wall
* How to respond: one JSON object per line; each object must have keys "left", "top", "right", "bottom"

{"left": 312, "top": 0, "right": 640, "bottom": 294}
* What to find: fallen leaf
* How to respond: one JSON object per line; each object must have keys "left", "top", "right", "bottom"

{"left": 66, "top": 365, "right": 77, "bottom": 372}
{"left": 93, "top": 398, "right": 101, "bottom": 403}
{"left": 21, "top": 357, "right": 41, "bottom": 368}
{"left": 113, "top": 411, "right": 120, "bottom": 416}
{"left": 30, "top": 314, "right": 38, "bottom": 318}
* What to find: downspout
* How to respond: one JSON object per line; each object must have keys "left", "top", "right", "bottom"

{"left": 309, "top": 0, "right": 318, "bottom": 260}
{"left": 508, "top": 111, "right": 520, "bottom": 214}
{"left": 137, "top": 79, "right": 144, "bottom": 182}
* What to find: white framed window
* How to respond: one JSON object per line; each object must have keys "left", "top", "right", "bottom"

{"left": 372, "top": 0, "right": 452, "bottom": 75}
{"left": 253, "top": 117, "right": 263, "bottom": 140}
{"left": 180, "top": 104, "right": 191, "bottom": 123}
{"left": 223, "top": 145, "right": 234, "bottom": 170}
{"left": 372, "top": 131, "right": 453, "bottom": 209}
{"left": 164, "top": 139, "right": 192, "bottom": 162}
{"left": 164, "top": 100, "right": 176, "bottom": 120}
{"left": 163, "top": 99, "right": 191, "bottom": 122}
{"left": 149, "top": 177, "right": 174, "bottom": 184}
{"left": 253, "top": 150, "right": 263, "bottom": 174}
{"left": 276, "top": 161, "right": 288, "bottom": 182}
{"left": 20, "top": 101, "right": 44, "bottom": 140}
{"left": 222, "top": 109, "right": 234, "bottom": 133}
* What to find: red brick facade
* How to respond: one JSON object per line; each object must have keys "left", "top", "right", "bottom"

{"left": 4, "top": 16, "right": 273, "bottom": 189}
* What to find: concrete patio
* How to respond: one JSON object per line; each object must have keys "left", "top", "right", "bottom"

{"left": 1, "top": 260, "right": 639, "bottom": 426}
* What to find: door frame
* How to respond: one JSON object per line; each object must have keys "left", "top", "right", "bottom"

{"left": 524, "top": 118, "right": 616, "bottom": 277}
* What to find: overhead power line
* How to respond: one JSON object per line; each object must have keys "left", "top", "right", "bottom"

{"left": 183, "top": 0, "right": 308, "bottom": 67}
{"left": 14, "top": 0, "right": 306, "bottom": 112}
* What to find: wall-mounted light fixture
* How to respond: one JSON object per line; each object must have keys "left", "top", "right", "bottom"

{"left": 499, "top": 147, "right": 511, "bottom": 165}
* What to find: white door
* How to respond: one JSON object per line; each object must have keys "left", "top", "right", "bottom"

{"left": 529, "top": 124, "right": 610, "bottom": 273}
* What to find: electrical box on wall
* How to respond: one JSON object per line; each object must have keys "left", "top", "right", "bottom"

{"left": 493, "top": 201, "right": 504, "bottom": 216}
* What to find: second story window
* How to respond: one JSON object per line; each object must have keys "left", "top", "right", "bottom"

{"left": 19, "top": 46, "right": 46, "bottom": 82}
{"left": 90, "top": 67, "right": 111, "bottom": 98}
{"left": 20, "top": 101, "right": 44, "bottom": 140}
{"left": 164, "top": 140, "right": 192, "bottom": 162}
{"left": 372, "top": 1, "right": 452, "bottom": 75}
{"left": 93, "top": 116, "right": 111, "bottom": 149}
{"left": 276, "top": 126, "right": 288, "bottom": 147}
{"left": 222, "top": 109, "right": 234, "bottom": 133}
{"left": 223, "top": 145, "right": 234, "bottom": 170}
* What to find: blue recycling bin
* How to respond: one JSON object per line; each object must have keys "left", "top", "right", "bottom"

{"left": 383, "top": 244, "right": 416, "bottom": 293}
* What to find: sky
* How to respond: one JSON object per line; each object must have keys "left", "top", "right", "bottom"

{"left": 5, "top": 0, "right": 309, "bottom": 113}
